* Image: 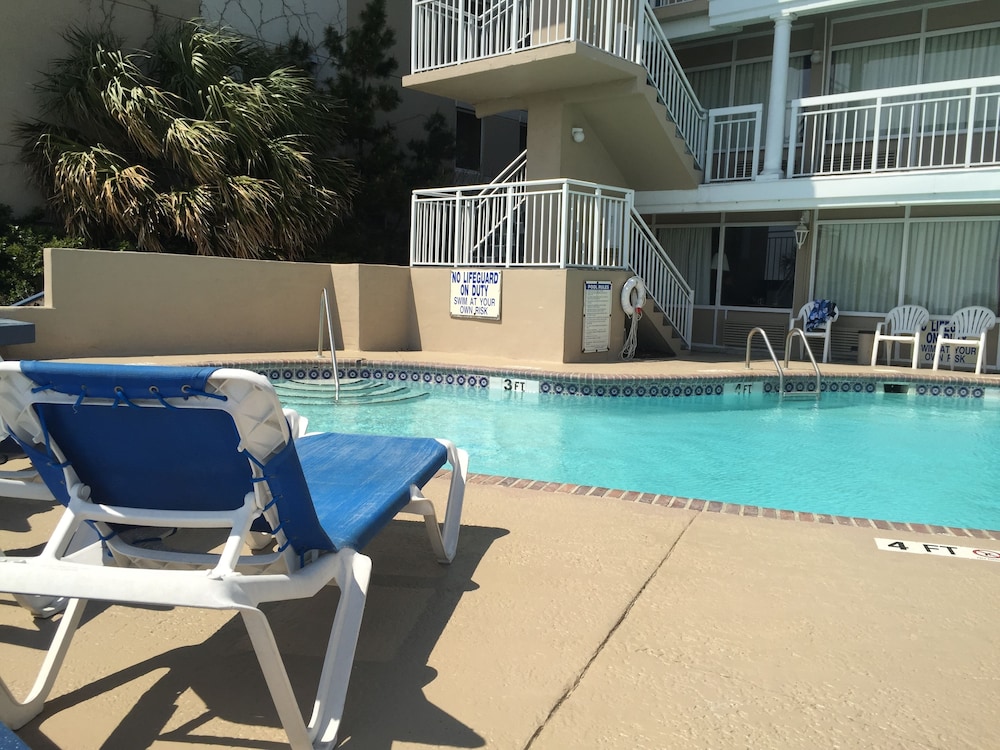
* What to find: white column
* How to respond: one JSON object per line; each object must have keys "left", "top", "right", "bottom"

{"left": 759, "top": 14, "right": 795, "bottom": 180}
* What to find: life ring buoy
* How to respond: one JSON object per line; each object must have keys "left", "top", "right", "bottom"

{"left": 621, "top": 276, "right": 646, "bottom": 316}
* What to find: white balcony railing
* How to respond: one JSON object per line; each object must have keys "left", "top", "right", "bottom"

{"left": 410, "top": 176, "right": 693, "bottom": 346}
{"left": 789, "top": 76, "right": 1000, "bottom": 178}
{"left": 411, "top": 178, "right": 631, "bottom": 267}
{"left": 705, "top": 104, "right": 762, "bottom": 182}
{"left": 411, "top": 0, "right": 708, "bottom": 170}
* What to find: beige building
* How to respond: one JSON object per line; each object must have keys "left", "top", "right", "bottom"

{"left": 2, "top": 0, "right": 999, "bottom": 371}
{"left": 403, "top": 0, "right": 1000, "bottom": 367}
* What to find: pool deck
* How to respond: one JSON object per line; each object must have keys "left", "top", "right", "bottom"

{"left": 2, "top": 351, "right": 1000, "bottom": 749}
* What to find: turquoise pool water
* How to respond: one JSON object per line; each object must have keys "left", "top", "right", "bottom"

{"left": 277, "top": 382, "right": 1000, "bottom": 530}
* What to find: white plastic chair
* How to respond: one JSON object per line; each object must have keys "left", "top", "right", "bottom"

{"left": 932, "top": 305, "right": 997, "bottom": 374}
{"left": 0, "top": 361, "right": 467, "bottom": 748}
{"left": 870, "top": 304, "right": 931, "bottom": 368}
{"left": 789, "top": 300, "right": 839, "bottom": 363}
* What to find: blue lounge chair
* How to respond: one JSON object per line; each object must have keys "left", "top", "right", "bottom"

{"left": 0, "top": 361, "right": 467, "bottom": 749}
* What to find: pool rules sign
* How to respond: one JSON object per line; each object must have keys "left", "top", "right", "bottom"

{"left": 582, "top": 280, "right": 613, "bottom": 353}
{"left": 450, "top": 270, "right": 501, "bottom": 319}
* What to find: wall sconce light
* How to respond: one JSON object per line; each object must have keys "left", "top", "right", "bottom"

{"left": 794, "top": 212, "right": 810, "bottom": 251}
{"left": 571, "top": 127, "right": 585, "bottom": 143}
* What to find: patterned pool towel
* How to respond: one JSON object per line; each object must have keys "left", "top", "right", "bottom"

{"left": 806, "top": 300, "right": 837, "bottom": 332}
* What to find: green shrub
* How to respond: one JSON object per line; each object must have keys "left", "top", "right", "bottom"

{"left": 0, "top": 205, "right": 84, "bottom": 305}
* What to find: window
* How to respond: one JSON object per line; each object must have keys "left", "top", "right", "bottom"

{"left": 830, "top": 17, "right": 1000, "bottom": 94}
{"left": 688, "top": 56, "right": 810, "bottom": 133}
{"left": 455, "top": 108, "right": 482, "bottom": 171}
{"left": 830, "top": 40, "right": 919, "bottom": 94}
{"left": 904, "top": 220, "right": 1000, "bottom": 314}
{"left": 658, "top": 227, "right": 716, "bottom": 305}
{"left": 814, "top": 218, "right": 1000, "bottom": 315}
{"left": 659, "top": 224, "right": 798, "bottom": 309}
{"left": 923, "top": 27, "right": 1000, "bottom": 82}
{"left": 815, "top": 222, "right": 904, "bottom": 313}
{"left": 718, "top": 225, "right": 796, "bottom": 308}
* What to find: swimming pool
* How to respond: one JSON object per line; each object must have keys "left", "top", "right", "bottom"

{"left": 273, "top": 375, "right": 1000, "bottom": 530}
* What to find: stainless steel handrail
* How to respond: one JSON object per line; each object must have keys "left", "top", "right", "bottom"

{"left": 783, "top": 328, "right": 822, "bottom": 398}
{"left": 744, "top": 327, "right": 783, "bottom": 395}
{"left": 744, "top": 327, "right": 823, "bottom": 399}
{"left": 317, "top": 289, "right": 340, "bottom": 401}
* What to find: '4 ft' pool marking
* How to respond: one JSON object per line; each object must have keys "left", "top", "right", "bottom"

{"left": 875, "top": 538, "right": 1000, "bottom": 561}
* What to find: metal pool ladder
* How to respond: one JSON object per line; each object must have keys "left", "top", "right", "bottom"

{"left": 317, "top": 289, "right": 341, "bottom": 401}
{"left": 744, "top": 327, "right": 821, "bottom": 399}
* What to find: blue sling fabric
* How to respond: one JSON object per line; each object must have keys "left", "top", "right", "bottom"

{"left": 0, "top": 723, "right": 29, "bottom": 750}
{"left": 22, "top": 361, "right": 218, "bottom": 400}
{"left": 12, "top": 362, "right": 448, "bottom": 556}
{"left": 295, "top": 432, "right": 448, "bottom": 551}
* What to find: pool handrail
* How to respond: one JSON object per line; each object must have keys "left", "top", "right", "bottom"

{"left": 744, "top": 327, "right": 822, "bottom": 398}
{"left": 783, "top": 328, "right": 821, "bottom": 398}
{"left": 317, "top": 288, "right": 341, "bottom": 401}
{"left": 745, "top": 327, "right": 783, "bottom": 394}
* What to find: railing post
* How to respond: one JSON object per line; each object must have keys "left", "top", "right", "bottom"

{"left": 558, "top": 182, "right": 570, "bottom": 269}
{"left": 453, "top": 190, "right": 463, "bottom": 266}
{"left": 505, "top": 184, "right": 514, "bottom": 267}
{"left": 705, "top": 111, "right": 717, "bottom": 183}
{"left": 458, "top": 0, "right": 466, "bottom": 63}
{"left": 633, "top": 0, "right": 643, "bottom": 64}
{"left": 569, "top": 0, "right": 578, "bottom": 43}
{"left": 591, "top": 188, "right": 602, "bottom": 267}
{"left": 965, "top": 85, "right": 979, "bottom": 167}
{"left": 786, "top": 101, "right": 800, "bottom": 178}
{"left": 623, "top": 191, "right": 634, "bottom": 270}
{"left": 409, "top": 193, "right": 418, "bottom": 265}
{"left": 871, "top": 96, "right": 883, "bottom": 173}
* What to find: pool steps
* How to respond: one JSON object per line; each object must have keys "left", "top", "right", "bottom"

{"left": 273, "top": 378, "right": 428, "bottom": 405}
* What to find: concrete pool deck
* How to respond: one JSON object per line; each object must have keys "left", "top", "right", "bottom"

{"left": 2, "top": 351, "right": 999, "bottom": 749}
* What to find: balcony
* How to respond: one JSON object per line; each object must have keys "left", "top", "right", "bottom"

{"left": 789, "top": 77, "right": 1000, "bottom": 178}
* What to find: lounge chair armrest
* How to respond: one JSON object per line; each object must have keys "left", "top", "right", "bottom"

{"left": 282, "top": 408, "right": 309, "bottom": 439}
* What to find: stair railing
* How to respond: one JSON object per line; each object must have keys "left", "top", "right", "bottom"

{"left": 625, "top": 206, "right": 693, "bottom": 347}
{"left": 636, "top": 1, "right": 707, "bottom": 169}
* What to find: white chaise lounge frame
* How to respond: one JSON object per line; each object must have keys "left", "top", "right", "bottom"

{"left": 0, "top": 364, "right": 467, "bottom": 749}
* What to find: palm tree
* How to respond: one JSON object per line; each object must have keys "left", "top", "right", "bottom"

{"left": 18, "top": 21, "right": 355, "bottom": 260}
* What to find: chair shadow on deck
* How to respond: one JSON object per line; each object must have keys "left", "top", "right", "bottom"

{"left": 13, "top": 520, "right": 507, "bottom": 750}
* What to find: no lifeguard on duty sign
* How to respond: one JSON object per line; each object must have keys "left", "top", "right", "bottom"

{"left": 876, "top": 538, "right": 1000, "bottom": 562}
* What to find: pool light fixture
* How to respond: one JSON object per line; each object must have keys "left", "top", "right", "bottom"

{"left": 794, "top": 212, "right": 810, "bottom": 251}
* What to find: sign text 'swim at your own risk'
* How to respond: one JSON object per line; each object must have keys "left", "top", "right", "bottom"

{"left": 450, "top": 270, "right": 502, "bottom": 320}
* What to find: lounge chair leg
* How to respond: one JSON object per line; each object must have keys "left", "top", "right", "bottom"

{"left": 0, "top": 597, "right": 87, "bottom": 729}
{"left": 240, "top": 550, "right": 372, "bottom": 750}
{"left": 307, "top": 550, "right": 372, "bottom": 749}
{"left": 403, "top": 441, "right": 468, "bottom": 564}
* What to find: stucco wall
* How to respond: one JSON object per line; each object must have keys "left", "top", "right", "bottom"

{"left": 410, "top": 266, "right": 632, "bottom": 363}
{"left": 1, "top": 248, "right": 341, "bottom": 359}
{"left": 0, "top": 249, "right": 633, "bottom": 364}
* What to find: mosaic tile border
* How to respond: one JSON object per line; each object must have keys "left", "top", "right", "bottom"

{"left": 206, "top": 357, "right": 1000, "bottom": 401}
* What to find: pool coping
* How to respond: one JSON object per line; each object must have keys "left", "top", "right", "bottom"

{"left": 464, "top": 473, "right": 1000, "bottom": 541}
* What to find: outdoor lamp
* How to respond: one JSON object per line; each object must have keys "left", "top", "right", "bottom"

{"left": 794, "top": 212, "right": 810, "bottom": 250}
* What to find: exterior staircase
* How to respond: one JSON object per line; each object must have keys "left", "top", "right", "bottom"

{"left": 404, "top": 0, "right": 708, "bottom": 191}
